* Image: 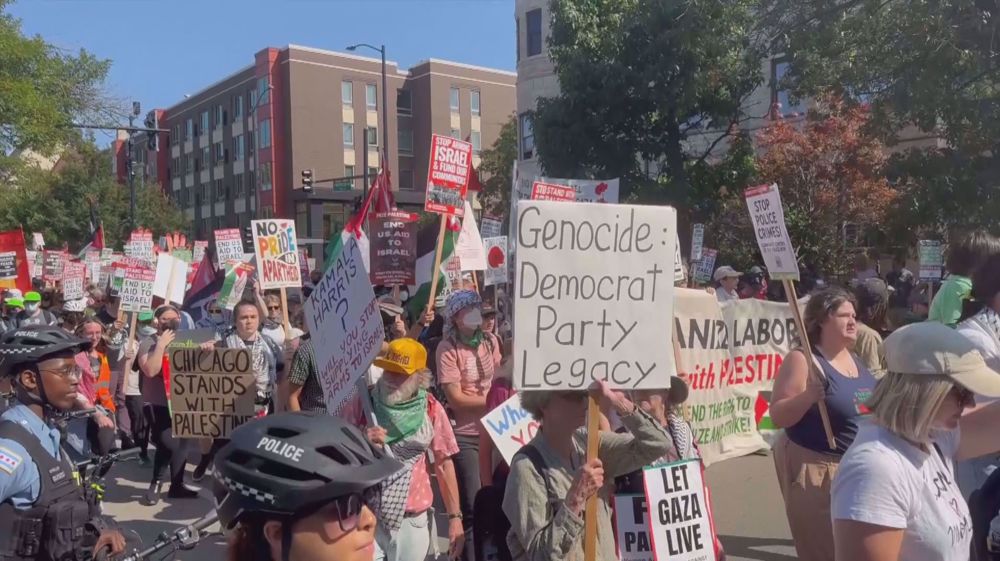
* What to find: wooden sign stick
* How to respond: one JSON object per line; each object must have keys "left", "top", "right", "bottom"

{"left": 279, "top": 286, "right": 291, "bottom": 333}
{"left": 124, "top": 312, "right": 138, "bottom": 364}
{"left": 425, "top": 216, "right": 449, "bottom": 315}
{"left": 583, "top": 396, "right": 601, "bottom": 561}
{"left": 783, "top": 279, "right": 837, "bottom": 451}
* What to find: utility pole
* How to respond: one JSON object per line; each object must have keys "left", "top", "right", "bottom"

{"left": 127, "top": 101, "right": 141, "bottom": 231}
{"left": 380, "top": 44, "right": 389, "bottom": 165}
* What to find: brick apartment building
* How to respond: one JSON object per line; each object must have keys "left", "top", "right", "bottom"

{"left": 114, "top": 44, "right": 516, "bottom": 254}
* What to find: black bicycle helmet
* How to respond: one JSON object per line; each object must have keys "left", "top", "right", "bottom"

{"left": 213, "top": 411, "right": 403, "bottom": 529}
{"left": 0, "top": 325, "right": 92, "bottom": 377}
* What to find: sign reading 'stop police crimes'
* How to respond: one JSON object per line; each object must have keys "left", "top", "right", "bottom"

{"left": 513, "top": 201, "right": 676, "bottom": 390}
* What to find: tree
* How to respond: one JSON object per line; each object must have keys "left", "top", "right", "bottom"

{"left": 0, "top": 0, "right": 115, "bottom": 175}
{"left": 533, "top": 0, "right": 771, "bottom": 205}
{"left": 0, "top": 138, "right": 187, "bottom": 250}
{"left": 477, "top": 115, "right": 517, "bottom": 216}
{"left": 707, "top": 98, "right": 897, "bottom": 278}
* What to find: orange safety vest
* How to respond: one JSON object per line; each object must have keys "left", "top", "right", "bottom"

{"left": 93, "top": 352, "right": 115, "bottom": 412}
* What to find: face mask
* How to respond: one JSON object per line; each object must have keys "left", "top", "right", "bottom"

{"left": 24, "top": 303, "right": 38, "bottom": 313}
{"left": 460, "top": 309, "right": 483, "bottom": 329}
{"left": 399, "top": 289, "right": 410, "bottom": 302}
{"left": 209, "top": 312, "right": 224, "bottom": 324}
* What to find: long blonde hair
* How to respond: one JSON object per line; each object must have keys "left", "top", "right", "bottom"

{"left": 868, "top": 372, "right": 953, "bottom": 443}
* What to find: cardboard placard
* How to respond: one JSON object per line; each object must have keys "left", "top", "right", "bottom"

{"left": 192, "top": 240, "right": 208, "bottom": 266}
{"left": 215, "top": 228, "right": 244, "bottom": 266}
{"left": 691, "top": 224, "right": 705, "bottom": 263}
{"left": 513, "top": 201, "right": 676, "bottom": 390}
{"left": 153, "top": 254, "right": 187, "bottom": 305}
{"left": 305, "top": 237, "right": 383, "bottom": 414}
{"left": 171, "top": 249, "right": 193, "bottom": 263}
{"left": 918, "top": 240, "right": 943, "bottom": 281}
{"left": 61, "top": 262, "right": 86, "bottom": 301}
{"left": 642, "top": 460, "right": 718, "bottom": 561}
{"left": 744, "top": 183, "right": 799, "bottom": 281}
{"left": 480, "top": 393, "right": 539, "bottom": 465}
{"left": 370, "top": 211, "right": 418, "bottom": 286}
{"left": 674, "top": 238, "right": 686, "bottom": 284}
{"left": 119, "top": 265, "right": 155, "bottom": 312}
{"left": 484, "top": 236, "right": 508, "bottom": 287}
{"left": 481, "top": 215, "right": 503, "bottom": 238}
{"left": 425, "top": 134, "right": 473, "bottom": 216}
{"left": 613, "top": 495, "right": 654, "bottom": 561}
{"left": 26, "top": 250, "right": 40, "bottom": 281}
{"left": 456, "top": 200, "right": 487, "bottom": 271}
{"left": 169, "top": 347, "right": 256, "bottom": 439}
{"left": 529, "top": 177, "right": 621, "bottom": 204}
{"left": 127, "top": 230, "right": 155, "bottom": 262}
{"left": 31, "top": 232, "right": 44, "bottom": 251}
{"left": 42, "top": 250, "right": 66, "bottom": 282}
{"left": 692, "top": 249, "right": 718, "bottom": 285}
{"left": 100, "top": 248, "right": 114, "bottom": 260}
{"left": 531, "top": 180, "right": 577, "bottom": 202}
{"left": 251, "top": 219, "right": 301, "bottom": 290}
{"left": 0, "top": 252, "right": 17, "bottom": 286}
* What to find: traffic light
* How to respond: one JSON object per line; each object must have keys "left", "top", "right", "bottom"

{"left": 301, "top": 169, "right": 313, "bottom": 191}
{"left": 243, "top": 225, "right": 254, "bottom": 253}
{"left": 144, "top": 111, "right": 158, "bottom": 151}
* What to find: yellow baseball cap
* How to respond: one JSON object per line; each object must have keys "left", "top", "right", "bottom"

{"left": 373, "top": 338, "right": 428, "bottom": 376}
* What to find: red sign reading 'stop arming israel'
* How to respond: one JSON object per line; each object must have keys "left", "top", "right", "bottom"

{"left": 251, "top": 219, "right": 301, "bottom": 290}
{"left": 425, "top": 134, "right": 472, "bottom": 217}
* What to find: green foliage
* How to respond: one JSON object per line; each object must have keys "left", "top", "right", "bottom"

{"left": 534, "top": 0, "right": 770, "bottom": 204}
{"left": 0, "top": 139, "right": 187, "bottom": 250}
{"left": 0, "top": 0, "right": 113, "bottom": 173}
{"left": 477, "top": 115, "right": 517, "bottom": 217}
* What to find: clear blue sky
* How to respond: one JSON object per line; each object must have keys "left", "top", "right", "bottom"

{"left": 9, "top": 0, "right": 515, "bottom": 143}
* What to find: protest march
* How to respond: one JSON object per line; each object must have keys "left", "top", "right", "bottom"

{"left": 8, "top": 4, "right": 1000, "bottom": 561}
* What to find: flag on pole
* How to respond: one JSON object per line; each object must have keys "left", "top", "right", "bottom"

{"left": 324, "top": 164, "right": 395, "bottom": 271}
{"left": 404, "top": 215, "right": 461, "bottom": 320}
{"left": 77, "top": 200, "right": 105, "bottom": 258}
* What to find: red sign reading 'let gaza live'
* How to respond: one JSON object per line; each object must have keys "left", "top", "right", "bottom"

{"left": 425, "top": 134, "right": 473, "bottom": 217}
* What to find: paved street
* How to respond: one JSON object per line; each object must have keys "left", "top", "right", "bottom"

{"left": 102, "top": 448, "right": 794, "bottom": 560}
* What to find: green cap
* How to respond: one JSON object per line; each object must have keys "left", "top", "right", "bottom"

{"left": 138, "top": 311, "right": 155, "bottom": 321}
{"left": 5, "top": 298, "right": 23, "bottom": 307}
{"left": 24, "top": 291, "right": 41, "bottom": 303}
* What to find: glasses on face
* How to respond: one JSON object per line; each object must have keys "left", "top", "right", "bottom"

{"left": 317, "top": 485, "right": 380, "bottom": 534}
{"left": 207, "top": 309, "right": 222, "bottom": 314}
{"left": 39, "top": 365, "right": 82, "bottom": 380}
{"left": 266, "top": 305, "right": 281, "bottom": 312}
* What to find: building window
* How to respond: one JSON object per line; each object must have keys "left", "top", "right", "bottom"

{"left": 368, "top": 167, "right": 378, "bottom": 179}
{"left": 450, "top": 128, "right": 461, "bottom": 140}
{"left": 520, "top": 113, "right": 534, "bottom": 159}
{"left": 184, "top": 155, "right": 192, "bottom": 174}
{"left": 214, "top": 141, "right": 225, "bottom": 164}
{"left": 247, "top": 130, "right": 254, "bottom": 151}
{"left": 398, "top": 129, "right": 414, "bottom": 155}
{"left": 214, "top": 105, "right": 225, "bottom": 128}
{"left": 201, "top": 111, "right": 210, "bottom": 135}
{"left": 471, "top": 91, "right": 481, "bottom": 115}
{"left": 516, "top": 17, "right": 521, "bottom": 62}
{"left": 233, "top": 135, "right": 245, "bottom": 160}
{"left": 771, "top": 59, "right": 805, "bottom": 116}
{"left": 343, "top": 123, "right": 354, "bottom": 148}
{"left": 450, "top": 87, "right": 460, "bottom": 112}
{"left": 249, "top": 88, "right": 257, "bottom": 111}
{"left": 257, "top": 77, "right": 270, "bottom": 105}
{"left": 342, "top": 81, "right": 353, "bottom": 105}
{"left": 234, "top": 95, "right": 244, "bottom": 118}
{"left": 397, "top": 89, "right": 412, "bottom": 115}
{"left": 260, "top": 162, "right": 273, "bottom": 191}
{"left": 201, "top": 147, "right": 210, "bottom": 170}
{"left": 234, "top": 174, "right": 244, "bottom": 197}
{"left": 259, "top": 119, "right": 271, "bottom": 149}
{"left": 399, "top": 165, "right": 414, "bottom": 190}
{"left": 345, "top": 165, "right": 355, "bottom": 187}
{"left": 173, "top": 125, "right": 181, "bottom": 144}
{"left": 185, "top": 119, "right": 193, "bottom": 140}
{"left": 215, "top": 179, "right": 226, "bottom": 200}
{"left": 366, "top": 84, "right": 377, "bottom": 109}
{"left": 471, "top": 131, "right": 482, "bottom": 153}
{"left": 247, "top": 171, "right": 255, "bottom": 192}
{"left": 526, "top": 9, "right": 543, "bottom": 56}
{"left": 199, "top": 183, "right": 208, "bottom": 203}
{"left": 366, "top": 127, "right": 378, "bottom": 147}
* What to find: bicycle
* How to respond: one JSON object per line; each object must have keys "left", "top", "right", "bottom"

{"left": 97, "top": 510, "right": 220, "bottom": 561}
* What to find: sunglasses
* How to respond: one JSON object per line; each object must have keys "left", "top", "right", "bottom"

{"left": 266, "top": 305, "right": 281, "bottom": 311}
{"left": 316, "top": 485, "right": 380, "bottom": 534}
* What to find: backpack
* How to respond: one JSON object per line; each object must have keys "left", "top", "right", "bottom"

{"left": 473, "top": 444, "right": 554, "bottom": 561}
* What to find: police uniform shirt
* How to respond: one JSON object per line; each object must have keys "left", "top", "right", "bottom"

{"left": 0, "top": 404, "right": 64, "bottom": 508}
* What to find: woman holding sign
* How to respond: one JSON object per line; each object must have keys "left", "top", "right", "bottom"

{"left": 831, "top": 322, "right": 1000, "bottom": 561}
{"left": 769, "top": 287, "right": 877, "bottom": 561}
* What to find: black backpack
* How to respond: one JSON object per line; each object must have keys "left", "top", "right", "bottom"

{"left": 473, "top": 444, "right": 554, "bottom": 561}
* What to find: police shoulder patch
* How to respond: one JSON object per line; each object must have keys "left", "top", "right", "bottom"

{"left": 0, "top": 445, "right": 23, "bottom": 475}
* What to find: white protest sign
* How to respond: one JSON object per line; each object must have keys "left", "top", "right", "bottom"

{"left": 514, "top": 201, "right": 676, "bottom": 390}
{"left": 214, "top": 229, "right": 245, "bottom": 266}
{"left": 153, "top": 254, "right": 187, "bottom": 305}
{"left": 127, "top": 230, "right": 155, "bottom": 262}
{"left": 61, "top": 262, "right": 86, "bottom": 301}
{"left": 305, "top": 237, "right": 383, "bottom": 414}
{"left": 613, "top": 495, "right": 654, "bottom": 561}
{"left": 481, "top": 215, "right": 503, "bottom": 239}
{"left": 251, "top": 219, "right": 301, "bottom": 289}
{"left": 643, "top": 460, "right": 718, "bottom": 561}
{"left": 32, "top": 233, "right": 44, "bottom": 250}
{"left": 479, "top": 393, "right": 539, "bottom": 465}
{"left": 691, "top": 224, "right": 705, "bottom": 262}
{"left": 744, "top": 183, "right": 799, "bottom": 281}
{"left": 456, "top": 200, "right": 487, "bottom": 271}
{"left": 192, "top": 240, "right": 208, "bottom": 266}
{"left": 918, "top": 240, "right": 943, "bottom": 281}
{"left": 674, "top": 237, "right": 686, "bottom": 284}
{"left": 483, "top": 237, "right": 508, "bottom": 287}
{"left": 120, "top": 265, "right": 155, "bottom": 312}
{"left": 536, "top": 177, "right": 620, "bottom": 204}
{"left": 693, "top": 249, "right": 718, "bottom": 285}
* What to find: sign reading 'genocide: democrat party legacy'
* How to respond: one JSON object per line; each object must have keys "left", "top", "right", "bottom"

{"left": 169, "top": 348, "right": 256, "bottom": 439}
{"left": 252, "top": 219, "right": 301, "bottom": 289}
{"left": 513, "top": 201, "right": 676, "bottom": 390}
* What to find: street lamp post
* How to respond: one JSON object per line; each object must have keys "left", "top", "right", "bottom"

{"left": 127, "top": 101, "right": 141, "bottom": 230}
{"left": 346, "top": 42, "right": 389, "bottom": 201}
{"left": 247, "top": 82, "right": 274, "bottom": 224}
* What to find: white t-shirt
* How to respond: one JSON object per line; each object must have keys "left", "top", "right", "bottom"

{"left": 957, "top": 316, "right": 1000, "bottom": 403}
{"left": 832, "top": 423, "right": 972, "bottom": 561}
{"left": 716, "top": 288, "right": 739, "bottom": 303}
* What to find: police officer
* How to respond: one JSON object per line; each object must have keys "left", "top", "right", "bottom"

{"left": 0, "top": 326, "right": 126, "bottom": 560}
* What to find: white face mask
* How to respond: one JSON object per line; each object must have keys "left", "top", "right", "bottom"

{"left": 24, "top": 302, "right": 38, "bottom": 313}
{"left": 460, "top": 309, "right": 483, "bottom": 330}
{"left": 209, "top": 312, "right": 224, "bottom": 324}
{"left": 399, "top": 289, "right": 410, "bottom": 302}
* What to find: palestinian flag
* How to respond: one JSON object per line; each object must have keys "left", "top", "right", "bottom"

{"left": 404, "top": 215, "right": 461, "bottom": 320}
{"left": 325, "top": 165, "right": 395, "bottom": 271}
{"left": 755, "top": 391, "right": 775, "bottom": 431}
